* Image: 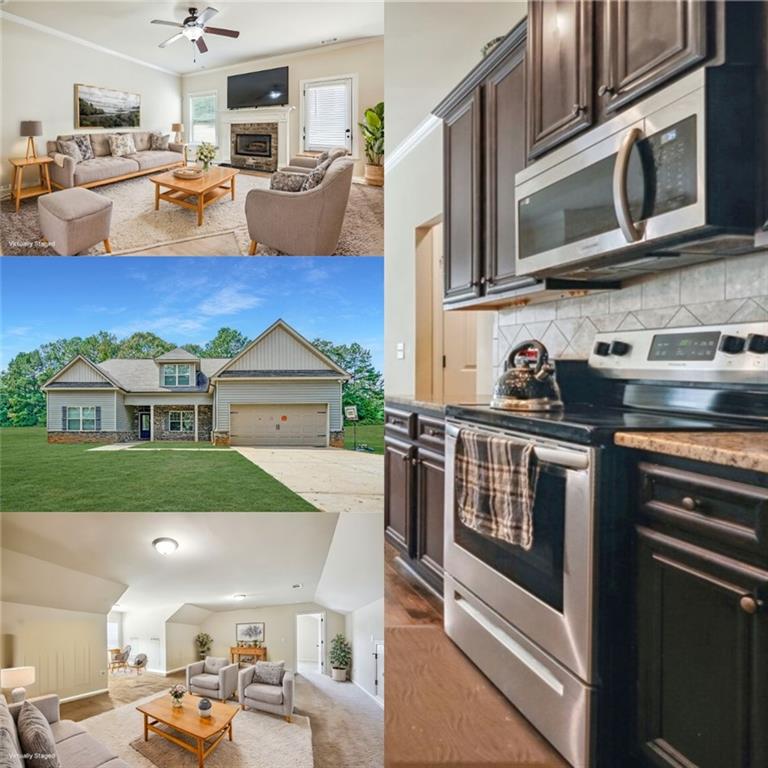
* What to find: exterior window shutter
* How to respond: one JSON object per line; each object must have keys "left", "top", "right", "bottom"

{"left": 95, "top": 406, "right": 102, "bottom": 431}
{"left": 61, "top": 406, "right": 68, "bottom": 431}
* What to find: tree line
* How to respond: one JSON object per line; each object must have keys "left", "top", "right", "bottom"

{"left": 0, "top": 327, "right": 384, "bottom": 427}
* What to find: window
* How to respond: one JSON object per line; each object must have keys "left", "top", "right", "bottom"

{"left": 107, "top": 620, "right": 120, "bottom": 650}
{"left": 169, "top": 411, "right": 194, "bottom": 433}
{"left": 163, "top": 364, "right": 191, "bottom": 387}
{"left": 66, "top": 406, "right": 97, "bottom": 431}
{"left": 189, "top": 92, "right": 217, "bottom": 145}
{"left": 302, "top": 77, "right": 354, "bottom": 153}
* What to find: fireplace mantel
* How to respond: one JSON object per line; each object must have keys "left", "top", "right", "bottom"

{"left": 219, "top": 106, "right": 294, "bottom": 167}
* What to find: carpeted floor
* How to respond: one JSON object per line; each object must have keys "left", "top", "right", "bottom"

{"left": 1, "top": 175, "right": 383, "bottom": 256}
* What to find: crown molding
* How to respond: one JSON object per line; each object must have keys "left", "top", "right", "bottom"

{"left": 384, "top": 114, "right": 441, "bottom": 176}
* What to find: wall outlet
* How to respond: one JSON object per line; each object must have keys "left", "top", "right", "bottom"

{"left": 396, "top": 342, "right": 405, "bottom": 360}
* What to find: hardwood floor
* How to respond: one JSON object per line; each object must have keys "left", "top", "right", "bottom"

{"left": 384, "top": 542, "right": 568, "bottom": 767}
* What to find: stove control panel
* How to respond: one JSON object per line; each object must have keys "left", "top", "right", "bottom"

{"left": 588, "top": 322, "right": 768, "bottom": 382}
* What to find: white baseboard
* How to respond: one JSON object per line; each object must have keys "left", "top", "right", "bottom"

{"left": 351, "top": 678, "right": 383, "bottom": 709}
{"left": 162, "top": 666, "right": 188, "bottom": 675}
{"left": 60, "top": 688, "right": 108, "bottom": 704}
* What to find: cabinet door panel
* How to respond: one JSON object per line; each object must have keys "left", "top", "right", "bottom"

{"left": 603, "top": 0, "right": 707, "bottom": 114}
{"left": 385, "top": 439, "right": 414, "bottom": 554}
{"left": 527, "top": 0, "right": 594, "bottom": 159}
{"left": 443, "top": 88, "right": 482, "bottom": 303}
{"left": 416, "top": 448, "right": 445, "bottom": 586}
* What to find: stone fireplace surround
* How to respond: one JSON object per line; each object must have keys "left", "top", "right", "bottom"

{"left": 230, "top": 122, "right": 278, "bottom": 172}
{"left": 218, "top": 105, "right": 293, "bottom": 170}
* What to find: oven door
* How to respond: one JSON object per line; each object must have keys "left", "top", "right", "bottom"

{"left": 444, "top": 420, "right": 596, "bottom": 683}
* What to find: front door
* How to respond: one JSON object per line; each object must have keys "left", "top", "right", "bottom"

{"left": 139, "top": 413, "right": 151, "bottom": 440}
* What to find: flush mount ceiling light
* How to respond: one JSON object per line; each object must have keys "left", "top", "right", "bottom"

{"left": 292, "top": 583, "right": 303, "bottom": 589}
{"left": 232, "top": 594, "right": 247, "bottom": 601}
{"left": 321, "top": 37, "right": 338, "bottom": 45}
{"left": 152, "top": 537, "right": 179, "bottom": 555}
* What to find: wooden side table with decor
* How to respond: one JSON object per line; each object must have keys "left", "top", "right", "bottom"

{"left": 9, "top": 156, "right": 53, "bottom": 212}
{"left": 230, "top": 646, "right": 267, "bottom": 664}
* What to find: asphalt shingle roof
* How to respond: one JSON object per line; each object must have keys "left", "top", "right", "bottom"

{"left": 97, "top": 358, "right": 230, "bottom": 393}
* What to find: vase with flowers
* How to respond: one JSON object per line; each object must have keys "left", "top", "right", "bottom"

{"left": 169, "top": 683, "right": 187, "bottom": 709}
{"left": 195, "top": 142, "right": 217, "bottom": 172}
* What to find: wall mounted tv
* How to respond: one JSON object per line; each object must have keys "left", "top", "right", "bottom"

{"left": 227, "top": 66, "right": 289, "bottom": 109}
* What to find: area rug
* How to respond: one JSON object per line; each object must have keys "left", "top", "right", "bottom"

{"left": 78, "top": 692, "right": 313, "bottom": 768}
{"left": 1, "top": 174, "right": 383, "bottom": 256}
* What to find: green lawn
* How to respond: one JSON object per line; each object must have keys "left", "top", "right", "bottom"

{"left": 343, "top": 423, "right": 384, "bottom": 454}
{"left": 0, "top": 428, "right": 317, "bottom": 512}
{"left": 128, "top": 442, "right": 230, "bottom": 449}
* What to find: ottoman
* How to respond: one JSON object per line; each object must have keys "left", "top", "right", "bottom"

{"left": 38, "top": 187, "right": 113, "bottom": 255}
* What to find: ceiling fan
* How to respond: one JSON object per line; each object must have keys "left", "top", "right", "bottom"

{"left": 151, "top": 7, "right": 240, "bottom": 54}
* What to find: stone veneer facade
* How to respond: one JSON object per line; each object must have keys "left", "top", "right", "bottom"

{"left": 230, "top": 122, "right": 278, "bottom": 172}
{"left": 143, "top": 405, "right": 213, "bottom": 442}
{"left": 48, "top": 431, "right": 137, "bottom": 444}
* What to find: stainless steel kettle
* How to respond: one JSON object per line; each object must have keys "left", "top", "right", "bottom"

{"left": 490, "top": 340, "right": 564, "bottom": 411}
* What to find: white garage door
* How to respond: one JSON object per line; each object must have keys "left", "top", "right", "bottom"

{"left": 229, "top": 404, "right": 328, "bottom": 447}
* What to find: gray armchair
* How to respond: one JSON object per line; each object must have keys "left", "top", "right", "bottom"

{"left": 280, "top": 147, "right": 348, "bottom": 174}
{"left": 186, "top": 656, "right": 238, "bottom": 701}
{"left": 238, "top": 664, "right": 294, "bottom": 722}
{"left": 245, "top": 158, "right": 354, "bottom": 256}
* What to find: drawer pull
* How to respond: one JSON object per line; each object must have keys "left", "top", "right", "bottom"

{"left": 389, "top": 418, "right": 403, "bottom": 426}
{"left": 681, "top": 496, "right": 701, "bottom": 511}
{"left": 426, "top": 428, "right": 442, "bottom": 437}
{"left": 740, "top": 596, "right": 761, "bottom": 615}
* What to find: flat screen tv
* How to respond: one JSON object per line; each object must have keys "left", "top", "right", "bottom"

{"left": 227, "top": 66, "right": 289, "bottom": 109}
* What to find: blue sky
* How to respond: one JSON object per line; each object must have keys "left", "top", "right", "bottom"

{"left": 0, "top": 257, "right": 383, "bottom": 371}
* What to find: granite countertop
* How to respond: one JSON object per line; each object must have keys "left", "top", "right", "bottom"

{"left": 615, "top": 432, "right": 768, "bottom": 474}
{"left": 386, "top": 395, "right": 490, "bottom": 416}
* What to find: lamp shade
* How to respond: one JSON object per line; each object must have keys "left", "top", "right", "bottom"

{"left": 1, "top": 667, "right": 35, "bottom": 688}
{"left": 171, "top": 123, "right": 184, "bottom": 133}
{"left": 20, "top": 121, "right": 42, "bottom": 137}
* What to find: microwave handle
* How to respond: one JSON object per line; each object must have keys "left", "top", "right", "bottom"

{"left": 613, "top": 127, "right": 645, "bottom": 243}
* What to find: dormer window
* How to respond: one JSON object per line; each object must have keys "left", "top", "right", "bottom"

{"left": 163, "top": 364, "right": 191, "bottom": 387}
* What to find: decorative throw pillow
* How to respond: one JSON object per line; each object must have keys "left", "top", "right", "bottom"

{"left": 300, "top": 162, "right": 329, "bottom": 192}
{"left": 56, "top": 140, "right": 83, "bottom": 164}
{"left": 150, "top": 132, "right": 170, "bottom": 151}
{"left": 16, "top": 701, "right": 60, "bottom": 768}
{"left": 72, "top": 134, "right": 94, "bottom": 161}
{"left": 253, "top": 661, "right": 284, "bottom": 686}
{"left": 270, "top": 171, "right": 306, "bottom": 192}
{"left": 108, "top": 133, "right": 136, "bottom": 157}
{"left": 0, "top": 695, "right": 23, "bottom": 768}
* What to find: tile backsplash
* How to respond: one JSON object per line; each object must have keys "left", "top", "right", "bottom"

{"left": 493, "top": 252, "right": 768, "bottom": 374}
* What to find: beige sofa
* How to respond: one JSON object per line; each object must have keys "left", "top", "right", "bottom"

{"left": 46, "top": 131, "right": 184, "bottom": 189}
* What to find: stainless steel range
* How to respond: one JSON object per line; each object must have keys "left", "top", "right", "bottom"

{"left": 443, "top": 322, "right": 768, "bottom": 767}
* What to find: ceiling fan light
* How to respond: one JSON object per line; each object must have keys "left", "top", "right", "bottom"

{"left": 183, "top": 27, "right": 202, "bottom": 41}
{"left": 152, "top": 537, "right": 179, "bottom": 555}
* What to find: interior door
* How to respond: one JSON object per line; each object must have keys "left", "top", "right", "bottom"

{"left": 374, "top": 641, "right": 384, "bottom": 704}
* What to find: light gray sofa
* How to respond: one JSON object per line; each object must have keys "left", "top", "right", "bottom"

{"left": 46, "top": 131, "right": 184, "bottom": 189}
{"left": 245, "top": 156, "right": 354, "bottom": 256}
{"left": 186, "top": 656, "right": 238, "bottom": 701}
{"left": 3, "top": 693, "right": 128, "bottom": 768}
{"left": 237, "top": 664, "right": 294, "bottom": 722}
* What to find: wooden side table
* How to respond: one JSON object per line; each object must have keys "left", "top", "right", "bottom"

{"left": 9, "top": 156, "right": 53, "bottom": 212}
{"left": 229, "top": 645, "right": 267, "bottom": 664}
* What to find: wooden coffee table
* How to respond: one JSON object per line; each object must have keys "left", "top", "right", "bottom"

{"left": 150, "top": 166, "right": 239, "bottom": 226}
{"left": 136, "top": 694, "right": 240, "bottom": 768}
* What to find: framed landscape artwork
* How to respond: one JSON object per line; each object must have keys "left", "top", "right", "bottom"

{"left": 75, "top": 84, "right": 140, "bottom": 128}
{"left": 236, "top": 622, "right": 265, "bottom": 644}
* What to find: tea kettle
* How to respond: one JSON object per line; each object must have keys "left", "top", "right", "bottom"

{"left": 490, "top": 340, "right": 564, "bottom": 411}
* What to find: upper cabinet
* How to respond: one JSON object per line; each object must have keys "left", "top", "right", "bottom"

{"left": 526, "top": 0, "right": 594, "bottom": 160}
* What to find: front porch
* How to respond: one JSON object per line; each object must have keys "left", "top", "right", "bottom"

{"left": 130, "top": 404, "right": 213, "bottom": 442}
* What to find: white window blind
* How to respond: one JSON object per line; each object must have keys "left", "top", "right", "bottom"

{"left": 303, "top": 78, "right": 353, "bottom": 152}
{"left": 190, "top": 93, "right": 217, "bottom": 145}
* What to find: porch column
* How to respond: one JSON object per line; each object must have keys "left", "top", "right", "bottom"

{"left": 194, "top": 404, "right": 199, "bottom": 442}
{"left": 150, "top": 404, "right": 155, "bottom": 442}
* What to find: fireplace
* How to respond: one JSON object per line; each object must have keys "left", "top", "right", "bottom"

{"left": 236, "top": 133, "right": 272, "bottom": 157}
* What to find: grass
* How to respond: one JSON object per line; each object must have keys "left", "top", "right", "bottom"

{"left": 128, "top": 442, "right": 229, "bottom": 449}
{"left": 0, "top": 427, "right": 317, "bottom": 512}
{"left": 343, "top": 423, "right": 384, "bottom": 454}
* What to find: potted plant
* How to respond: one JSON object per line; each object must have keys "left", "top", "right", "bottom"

{"left": 195, "top": 141, "right": 217, "bottom": 172}
{"left": 329, "top": 633, "right": 352, "bottom": 682}
{"left": 194, "top": 632, "right": 213, "bottom": 659}
{"left": 169, "top": 683, "right": 187, "bottom": 709}
{"left": 359, "top": 102, "right": 384, "bottom": 187}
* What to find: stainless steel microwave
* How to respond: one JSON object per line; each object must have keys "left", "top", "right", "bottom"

{"left": 514, "top": 68, "right": 758, "bottom": 279}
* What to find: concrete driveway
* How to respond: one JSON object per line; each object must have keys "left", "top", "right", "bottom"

{"left": 231, "top": 447, "right": 383, "bottom": 514}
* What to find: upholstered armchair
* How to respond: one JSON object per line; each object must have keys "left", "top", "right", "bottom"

{"left": 109, "top": 645, "right": 131, "bottom": 673}
{"left": 244, "top": 158, "right": 354, "bottom": 256}
{"left": 280, "top": 147, "right": 348, "bottom": 174}
{"left": 186, "top": 656, "right": 238, "bottom": 701}
{"left": 238, "top": 664, "right": 294, "bottom": 722}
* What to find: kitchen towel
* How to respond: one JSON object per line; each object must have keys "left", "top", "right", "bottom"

{"left": 455, "top": 428, "right": 539, "bottom": 549}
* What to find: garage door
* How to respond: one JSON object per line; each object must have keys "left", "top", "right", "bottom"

{"left": 229, "top": 404, "right": 328, "bottom": 447}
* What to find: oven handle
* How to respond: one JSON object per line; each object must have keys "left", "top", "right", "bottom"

{"left": 613, "top": 126, "right": 645, "bottom": 243}
{"left": 446, "top": 423, "right": 589, "bottom": 470}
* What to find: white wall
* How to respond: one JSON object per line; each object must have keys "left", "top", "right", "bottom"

{"left": 344, "top": 597, "right": 383, "bottom": 701}
{"left": 0, "top": 17, "right": 181, "bottom": 190}
{"left": 165, "top": 621, "right": 201, "bottom": 672}
{"left": 181, "top": 38, "right": 384, "bottom": 176}
{"left": 296, "top": 613, "right": 321, "bottom": 663}
{"left": 121, "top": 608, "right": 168, "bottom": 674}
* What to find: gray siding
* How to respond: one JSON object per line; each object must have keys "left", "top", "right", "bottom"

{"left": 115, "top": 392, "right": 131, "bottom": 431}
{"left": 228, "top": 327, "right": 333, "bottom": 372}
{"left": 215, "top": 380, "right": 343, "bottom": 431}
{"left": 47, "top": 391, "right": 117, "bottom": 431}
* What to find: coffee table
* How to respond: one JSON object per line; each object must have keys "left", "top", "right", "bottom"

{"left": 150, "top": 166, "right": 239, "bottom": 226}
{"left": 136, "top": 694, "right": 240, "bottom": 768}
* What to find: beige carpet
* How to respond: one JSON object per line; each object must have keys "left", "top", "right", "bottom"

{"left": 79, "top": 692, "right": 313, "bottom": 768}
{"left": 0, "top": 174, "right": 383, "bottom": 256}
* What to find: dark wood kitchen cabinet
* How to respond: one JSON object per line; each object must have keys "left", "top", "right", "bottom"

{"left": 384, "top": 436, "right": 414, "bottom": 552}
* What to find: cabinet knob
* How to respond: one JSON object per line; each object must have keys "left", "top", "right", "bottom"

{"left": 573, "top": 103, "right": 586, "bottom": 114}
{"left": 598, "top": 84, "right": 614, "bottom": 97}
{"left": 740, "top": 595, "right": 761, "bottom": 615}
{"left": 681, "top": 496, "right": 701, "bottom": 512}
{"left": 411, "top": 457, "right": 420, "bottom": 466}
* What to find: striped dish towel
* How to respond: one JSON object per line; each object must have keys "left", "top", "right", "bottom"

{"left": 455, "top": 428, "right": 540, "bottom": 550}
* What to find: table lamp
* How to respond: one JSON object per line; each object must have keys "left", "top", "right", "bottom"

{"left": 1, "top": 666, "right": 36, "bottom": 703}
{"left": 20, "top": 121, "right": 43, "bottom": 160}
{"left": 171, "top": 123, "right": 184, "bottom": 143}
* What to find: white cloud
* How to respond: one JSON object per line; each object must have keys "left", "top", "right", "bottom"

{"left": 3, "top": 326, "right": 32, "bottom": 337}
{"left": 197, "top": 286, "right": 263, "bottom": 317}
{"left": 110, "top": 316, "right": 206, "bottom": 337}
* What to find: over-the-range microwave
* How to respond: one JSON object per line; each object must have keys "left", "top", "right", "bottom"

{"left": 514, "top": 67, "right": 759, "bottom": 279}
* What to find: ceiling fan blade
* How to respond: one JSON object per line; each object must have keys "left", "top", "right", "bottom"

{"left": 159, "top": 32, "right": 184, "bottom": 48}
{"left": 196, "top": 36, "right": 208, "bottom": 54}
{"left": 203, "top": 26, "right": 240, "bottom": 38}
{"left": 150, "top": 20, "right": 183, "bottom": 27}
{"left": 196, "top": 7, "right": 219, "bottom": 25}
